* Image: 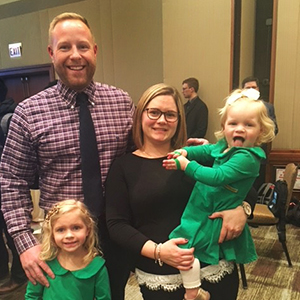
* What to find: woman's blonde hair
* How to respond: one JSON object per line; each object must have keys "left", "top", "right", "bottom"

{"left": 133, "top": 83, "right": 187, "bottom": 150}
{"left": 40, "top": 200, "right": 101, "bottom": 264}
{"left": 215, "top": 89, "right": 275, "bottom": 146}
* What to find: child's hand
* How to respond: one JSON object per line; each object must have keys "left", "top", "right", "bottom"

{"left": 166, "top": 149, "right": 187, "bottom": 159}
{"left": 162, "top": 155, "right": 189, "bottom": 171}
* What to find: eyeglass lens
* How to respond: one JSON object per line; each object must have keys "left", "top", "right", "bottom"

{"left": 146, "top": 108, "right": 178, "bottom": 122}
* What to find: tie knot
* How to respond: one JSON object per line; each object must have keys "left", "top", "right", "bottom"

{"left": 76, "top": 93, "right": 89, "bottom": 106}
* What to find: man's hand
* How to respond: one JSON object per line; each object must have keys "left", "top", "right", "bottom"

{"left": 209, "top": 206, "right": 247, "bottom": 244}
{"left": 20, "top": 245, "right": 55, "bottom": 287}
{"left": 186, "top": 138, "right": 209, "bottom": 146}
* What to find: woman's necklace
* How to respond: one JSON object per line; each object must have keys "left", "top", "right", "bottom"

{"left": 136, "top": 148, "right": 170, "bottom": 158}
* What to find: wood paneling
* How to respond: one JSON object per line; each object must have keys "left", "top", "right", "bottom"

{"left": 0, "top": 64, "right": 55, "bottom": 103}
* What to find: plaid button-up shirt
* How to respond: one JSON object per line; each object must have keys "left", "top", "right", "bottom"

{"left": 0, "top": 80, "right": 134, "bottom": 254}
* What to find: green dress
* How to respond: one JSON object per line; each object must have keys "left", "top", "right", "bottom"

{"left": 25, "top": 256, "right": 111, "bottom": 300}
{"left": 169, "top": 139, "right": 265, "bottom": 265}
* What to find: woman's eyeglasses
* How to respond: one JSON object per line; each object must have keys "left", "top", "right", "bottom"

{"left": 145, "top": 108, "right": 179, "bottom": 123}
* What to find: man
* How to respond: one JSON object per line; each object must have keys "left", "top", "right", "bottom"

{"left": 242, "top": 76, "right": 278, "bottom": 189}
{"left": 242, "top": 76, "right": 278, "bottom": 135}
{"left": 0, "top": 13, "right": 134, "bottom": 299}
{"left": 182, "top": 77, "right": 208, "bottom": 138}
{"left": 0, "top": 78, "right": 27, "bottom": 294}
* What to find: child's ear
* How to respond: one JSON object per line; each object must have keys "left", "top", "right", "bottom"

{"left": 259, "top": 126, "right": 263, "bottom": 136}
{"left": 86, "top": 227, "right": 91, "bottom": 237}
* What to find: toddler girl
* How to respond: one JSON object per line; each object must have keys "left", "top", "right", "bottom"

{"left": 163, "top": 88, "right": 275, "bottom": 300}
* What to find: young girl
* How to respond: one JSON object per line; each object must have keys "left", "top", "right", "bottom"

{"left": 163, "top": 88, "right": 275, "bottom": 300}
{"left": 25, "top": 200, "right": 111, "bottom": 300}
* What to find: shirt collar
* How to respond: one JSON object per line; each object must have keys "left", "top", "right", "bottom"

{"left": 189, "top": 96, "right": 198, "bottom": 104}
{"left": 57, "top": 80, "right": 96, "bottom": 109}
{"left": 48, "top": 256, "right": 104, "bottom": 278}
{"left": 214, "top": 138, "right": 266, "bottom": 159}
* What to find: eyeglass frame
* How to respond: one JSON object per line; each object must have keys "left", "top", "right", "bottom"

{"left": 144, "top": 108, "right": 179, "bottom": 123}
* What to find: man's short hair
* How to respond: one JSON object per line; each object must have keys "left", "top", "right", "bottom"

{"left": 242, "top": 76, "right": 260, "bottom": 89}
{"left": 0, "top": 78, "right": 8, "bottom": 102}
{"left": 48, "top": 12, "right": 93, "bottom": 44}
{"left": 182, "top": 77, "right": 199, "bottom": 93}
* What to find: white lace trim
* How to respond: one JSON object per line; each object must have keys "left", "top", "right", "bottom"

{"left": 135, "top": 260, "right": 234, "bottom": 291}
{"left": 201, "top": 260, "right": 234, "bottom": 283}
{"left": 135, "top": 269, "right": 182, "bottom": 292}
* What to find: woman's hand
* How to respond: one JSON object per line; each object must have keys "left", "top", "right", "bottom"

{"left": 159, "top": 238, "right": 194, "bottom": 271}
{"left": 209, "top": 206, "right": 247, "bottom": 243}
{"left": 186, "top": 138, "right": 209, "bottom": 146}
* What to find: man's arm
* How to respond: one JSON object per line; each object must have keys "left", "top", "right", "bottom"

{"left": 269, "top": 104, "right": 278, "bottom": 135}
{"left": 0, "top": 105, "right": 38, "bottom": 251}
{"left": 264, "top": 101, "right": 278, "bottom": 135}
{"left": 0, "top": 106, "right": 54, "bottom": 285}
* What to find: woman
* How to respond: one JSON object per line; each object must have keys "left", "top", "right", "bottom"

{"left": 106, "top": 83, "right": 251, "bottom": 300}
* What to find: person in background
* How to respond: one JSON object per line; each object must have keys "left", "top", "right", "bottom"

{"left": 163, "top": 88, "right": 275, "bottom": 300}
{"left": 242, "top": 76, "right": 278, "bottom": 190}
{"left": 106, "top": 83, "right": 256, "bottom": 300}
{"left": 0, "top": 78, "right": 27, "bottom": 295}
{"left": 25, "top": 200, "right": 111, "bottom": 300}
{"left": 0, "top": 12, "right": 134, "bottom": 300}
{"left": 0, "top": 78, "right": 17, "bottom": 154}
{"left": 182, "top": 77, "right": 208, "bottom": 138}
{"left": 241, "top": 76, "right": 278, "bottom": 135}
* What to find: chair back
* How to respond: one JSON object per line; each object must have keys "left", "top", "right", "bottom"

{"left": 282, "top": 163, "right": 298, "bottom": 213}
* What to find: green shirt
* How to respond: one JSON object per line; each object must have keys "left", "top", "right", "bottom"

{"left": 170, "top": 139, "right": 265, "bottom": 265}
{"left": 25, "top": 256, "right": 111, "bottom": 300}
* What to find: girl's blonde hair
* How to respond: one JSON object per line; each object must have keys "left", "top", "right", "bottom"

{"left": 40, "top": 200, "right": 100, "bottom": 264}
{"left": 133, "top": 83, "right": 187, "bottom": 150}
{"left": 215, "top": 89, "right": 275, "bottom": 146}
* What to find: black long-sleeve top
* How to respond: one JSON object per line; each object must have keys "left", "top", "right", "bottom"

{"left": 106, "top": 153, "right": 195, "bottom": 275}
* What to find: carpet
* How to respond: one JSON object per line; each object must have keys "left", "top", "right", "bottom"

{"left": 125, "top": 224, "right": 300, "bottom": 300}
{"left": 237, "top": 224, "right": 300, "bottom": 300}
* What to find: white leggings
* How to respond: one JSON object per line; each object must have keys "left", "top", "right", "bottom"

{"left": 180, "top": 258, "right": 201, "bottom": 289}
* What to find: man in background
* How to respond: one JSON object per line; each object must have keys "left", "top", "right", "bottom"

{"left": 242, "top": 76, "right": 279, "bottom": 189}
{"left": 182, "top": 77, "right": 208, "bottom": 138}
{"left": 242, "top": 76, "right": 278, "bottom": 135}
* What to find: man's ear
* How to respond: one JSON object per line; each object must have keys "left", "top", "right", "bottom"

{"left": 47, "top": 46, "right": 54, "bottom": 59}
{"left": 93, "top": 44, "right": 98, "bottom": 56}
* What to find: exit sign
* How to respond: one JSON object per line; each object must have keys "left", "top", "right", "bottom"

{"left": 9, "top": 42, "right": 22, "bottom": 58}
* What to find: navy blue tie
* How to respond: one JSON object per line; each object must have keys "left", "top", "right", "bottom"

{"left": 77, "top": 92, "right": 103, "bottom": 217}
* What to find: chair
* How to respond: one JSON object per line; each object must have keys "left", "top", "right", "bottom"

{"left": 240, "top": 163, "right": 298, "bottom": 288}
